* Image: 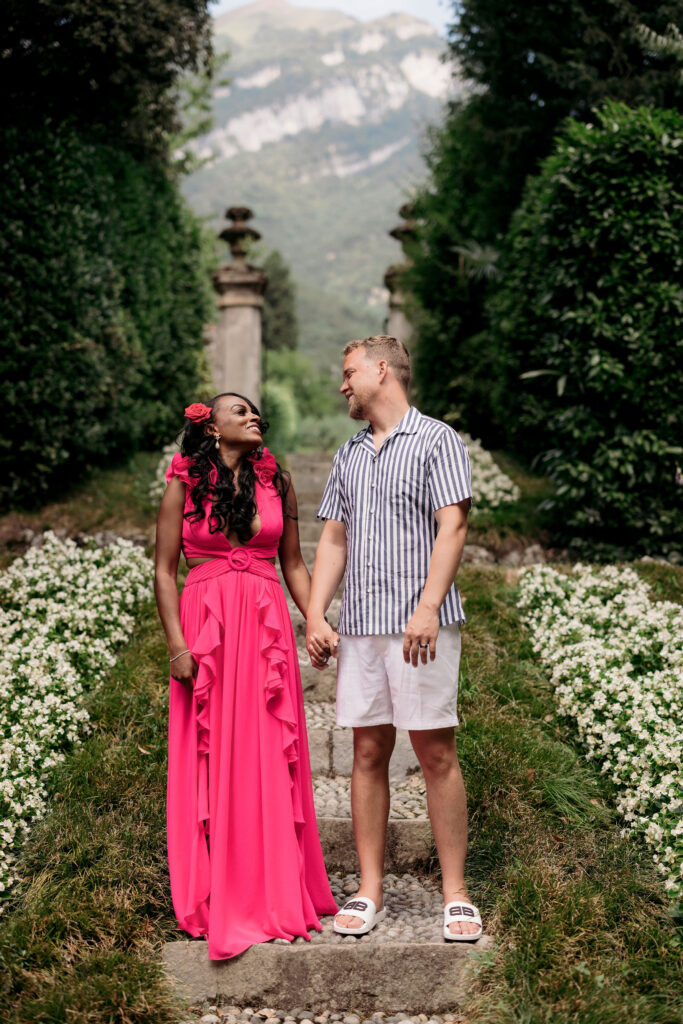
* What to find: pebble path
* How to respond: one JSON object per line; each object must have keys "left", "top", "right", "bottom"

{"left": 302, "top": 701, "right": 338, "bottom": 730}
{"left": 313, "top": 776, "right": 427, "bottom": 819}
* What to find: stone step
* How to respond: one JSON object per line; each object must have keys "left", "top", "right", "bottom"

{"left": 300, "top": 667, "right": 336, "bottom": 703}
{"left": 297, "top": 519, "right": 326, "bottom": 542}
{"left": 300, "top": 540, "right": 323, "bottom": 565}
{"left": 292, "top": 489, "right": 329, "bottom": 506}
{"left": 287, "top": 599, "right": 342, "bottom": 642}
{"left": 318, "top": 818, "right": 433, "bottom": 874}
{"left": 163, "top": 872, "right": 491, "bottom": 1012}
{"left": 285, "top": 453, "right": 334, "bottom": 469}
{"left": 305, "top": 705, "right": 421, "bottom": 780}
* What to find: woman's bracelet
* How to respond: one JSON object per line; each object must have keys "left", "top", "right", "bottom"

{"left": 169, "top": 648, "right": 190, "bottom": 663}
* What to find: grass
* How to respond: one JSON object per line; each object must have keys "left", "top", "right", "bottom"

{"left": 455, "top": 566, "right": 683, "bottom": 1024}
{"left": 0, "top": 451, "right": 159, "bottom": 569}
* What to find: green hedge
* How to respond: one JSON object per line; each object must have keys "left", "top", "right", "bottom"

{"left": 0, "top": 124, "right": 214, "bottom": 507}
{"left": 490, "top": 102, "right": 683, "bottom": 553}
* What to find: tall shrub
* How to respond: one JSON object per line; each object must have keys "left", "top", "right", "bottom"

{"left": 490, "top": 103, "right": 683, "bottom": 553}
{"left": 0, "top": 126, "right": 214, "bottom": 506}
{"left": 408, "top": 0, "right": 683, "bottom": 437}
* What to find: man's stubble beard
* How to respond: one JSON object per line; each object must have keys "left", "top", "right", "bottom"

{"left": 348, "top": 397, "right": 366, "bottom": 421}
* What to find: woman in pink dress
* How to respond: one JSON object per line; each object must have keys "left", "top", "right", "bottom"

{"left": 154, "top": 392, "right": 337, "bottom": 959}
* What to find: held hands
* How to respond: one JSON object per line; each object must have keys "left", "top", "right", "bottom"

{"left": 403, "top": 607, "right": 440, "bottom": 666}
{"left": 306, "top": 617, "right": 340, "bottom": 670}
{"left": 170, "top": 651, "right": 197, "bottom": 689}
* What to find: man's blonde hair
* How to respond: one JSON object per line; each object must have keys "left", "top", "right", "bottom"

{"left": 343, "top": 334, "right": 411, "bottom": 393}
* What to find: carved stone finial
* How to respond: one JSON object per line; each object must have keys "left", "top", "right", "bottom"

{"left": 219, "top": 206, "right": 261, "bottom": 262}
{"left": 389, "top": 202, "right": 417, "bottom": 256}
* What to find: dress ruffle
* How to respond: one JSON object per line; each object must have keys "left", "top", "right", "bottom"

{"left": 189, "top": 564, "right": 303, "bottom": 832}
{"left": 165, "top": 451, "right": 196, "bottom": 488}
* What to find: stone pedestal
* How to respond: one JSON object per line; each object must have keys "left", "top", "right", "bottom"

{"left": 210, "top": 207, "right": 267, "bottom": 406}
{"left": 384, "top": 202, "right": 417, "bottom": 347}
{"left": 384, "top": 263, "right": 413, "bottom": 347}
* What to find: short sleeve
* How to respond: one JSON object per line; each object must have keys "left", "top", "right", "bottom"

{"left": 165, "top": 452, "right": 196, "bottom": 488}
{"left": 427, "top": 428, "right": 472, "bottom": 511}
{"left": 317, "top": 451, "right": 345, "bottom": 522}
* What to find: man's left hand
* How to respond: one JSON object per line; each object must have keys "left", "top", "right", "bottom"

{"left": 403, "top": 608, "right": 440, "bottom": 666}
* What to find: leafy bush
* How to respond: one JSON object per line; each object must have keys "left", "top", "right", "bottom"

{"left": 297, "top": 414, "right": 359, "bottom": 453}
{"left": 490, "top": 103, "right": 683, "bottom": 553}
{"left": 264, "top": 349, "right": 342, "bottom": 419}
{"left": 407, "top": 0, "right": 683, "bottom": 440}
{"left": 262, "top": 250, "right": 298, "bottom": 352}
{"left": 262, "top": 379, "right": 299, "bottom": 459}
{"left": 0, "top": 125, "right": 214, "bottom": 507}
{"left": 1, "top": 0, "right": 212, "bottom": 159}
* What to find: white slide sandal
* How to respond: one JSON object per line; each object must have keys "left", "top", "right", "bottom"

{"left": 443, "top": 900, "right": 483, "bottom": 942}
{"left": 333, "top": 896, "right": 387, "bottom": 936}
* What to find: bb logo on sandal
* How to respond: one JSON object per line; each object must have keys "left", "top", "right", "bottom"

{"left": 343, "top": 900, "right": 368, "bottom": 911}
{"left": 449, "top": 905, "right": 474, "bottom": 917}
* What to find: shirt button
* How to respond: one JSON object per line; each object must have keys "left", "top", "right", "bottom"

{"left": 370, "top": 509, "right": 375, "bottom": 514}
{"left": 371, "top": 483, "right": 376, "bottom": 488}
{"left": 367, "top": 588, "right": 371, "bottom": 594}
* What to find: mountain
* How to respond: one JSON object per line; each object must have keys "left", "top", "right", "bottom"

{"left": 181, "top": 0, "right": 463, "bottom": 370}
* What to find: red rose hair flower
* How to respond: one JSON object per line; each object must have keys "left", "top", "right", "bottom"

{"left": 184, "top": 402, "right": 212, "bottom": 423}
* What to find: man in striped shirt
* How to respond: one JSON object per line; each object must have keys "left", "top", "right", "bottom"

{"left": 307, "top": 335, "right": 482, "bottom": 941}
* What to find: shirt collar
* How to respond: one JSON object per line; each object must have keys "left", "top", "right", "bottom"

{"left": 350, "top": 405, "right": 421, "bottom": 445}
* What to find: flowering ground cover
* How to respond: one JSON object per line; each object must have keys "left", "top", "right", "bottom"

{"left": 149, "top": 440, "right": 180, "bottom": 503}
{"left": 518, "top": 563, "right": 683, "bottom": 901}
{"left": 460, "top": 433, "right": 520, "bottom": 512}
{"left": 0, "top": 531, "right": 153, "bottom": 904}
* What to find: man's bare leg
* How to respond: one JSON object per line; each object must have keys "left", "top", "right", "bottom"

{"left": 409, "top": 727, "right": 479, "bottom": 937}
{"left": 335, "top": 724, "right": 396, "bottom": 929}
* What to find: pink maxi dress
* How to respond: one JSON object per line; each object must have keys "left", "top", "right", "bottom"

{"left": 165, "top": 449, "right": 337, "bottom": 959}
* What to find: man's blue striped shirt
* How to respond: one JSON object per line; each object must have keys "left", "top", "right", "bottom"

{"left": 317, "top": 405, "right": 472, "bottom": 635}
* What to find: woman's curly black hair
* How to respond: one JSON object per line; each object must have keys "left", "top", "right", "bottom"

{"left": 179, "top": 393, "right": 291, "bottom": 545}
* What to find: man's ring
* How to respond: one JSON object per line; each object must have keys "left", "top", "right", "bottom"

{"left": 419, "top": 643, "right": 429, "bottom": 648}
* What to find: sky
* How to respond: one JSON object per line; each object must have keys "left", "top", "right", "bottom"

{"left": 210, "top": 0, "right": 453, "bottom": 38}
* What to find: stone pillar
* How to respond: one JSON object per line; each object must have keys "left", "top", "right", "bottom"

{"left": 210, "top": 207, "right": 267, "bottom": 407}
{"left": 384, "top": 203, "right": 416, "bottom": 347}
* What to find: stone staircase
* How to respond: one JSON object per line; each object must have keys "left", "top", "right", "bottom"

{"left": 163, "top": 453, "right": 492, "bottom": 1015}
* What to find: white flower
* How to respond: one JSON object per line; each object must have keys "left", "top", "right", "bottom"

{"left": 459, "top": 434, "right": 520, "bottom": 511}
{"left": 0, "top": 532, "right": 154, "bottom": 906}
{"left": 518, "top": 563, "right": 683, "bottom": 900}
{"left": 149, "top": 440, "right": 181, "bottom": 503}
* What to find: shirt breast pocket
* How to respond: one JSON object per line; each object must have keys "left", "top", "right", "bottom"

{"left": 388, "top": 475, "right": 427, "bottom": 516}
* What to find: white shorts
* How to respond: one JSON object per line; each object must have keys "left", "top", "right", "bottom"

{"left": 335, "top": 624, "right": 461, "bottom": 730}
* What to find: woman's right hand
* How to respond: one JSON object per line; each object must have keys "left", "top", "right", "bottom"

{"left": 170, "top": 651, "right": 197, "bottom": 689}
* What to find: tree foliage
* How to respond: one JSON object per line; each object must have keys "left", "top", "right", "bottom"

{"left": 489, "top": 103, "right": 683, "bottom": 552}
{"left": 409, "top": 0, "right": 683, "bottom": 437}
{"left": 0, "top": 126, "right": 214, "bottom": 507}
{"left": 262, "top": 250, "right": 299, "bottom": 352}
{"left": 1, "top": 0, "right": 213, "bottom": 157}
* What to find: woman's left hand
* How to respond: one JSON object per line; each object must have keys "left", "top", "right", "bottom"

{"left": 170, "top": 651, "right": 197, "bottom": 689}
